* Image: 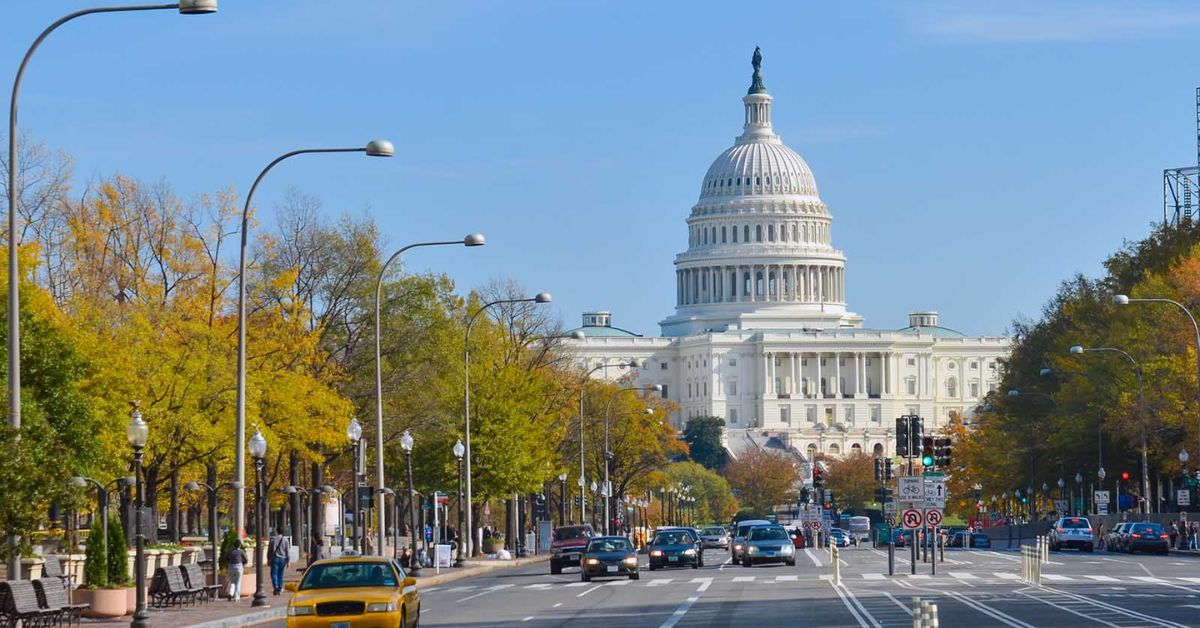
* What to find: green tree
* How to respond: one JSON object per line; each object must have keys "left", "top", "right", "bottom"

{"left": 83, "top": 516, "right": 108, "bottom": 588}
{"left": 106, "top": 514, "right": 129, "bottom": 586}
{"left": 662, "top": 461, "right": 738, "bottom": 524}
{"left": 683, "top": 416, "right": 726, "bottom": 469}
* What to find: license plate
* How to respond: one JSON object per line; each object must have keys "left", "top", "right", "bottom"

{"left": 669, "top": 556, "right": 678, "bottom": 562}
{"left": 764, "top": 551, "right": 775, "bottom": 557}
{"left": 606, "top": 565, "right": 618, "bottom": 573}
{"left": 566, "top": 554, "right": 578, "bottom": 560}
{"left": 331, "top": 623, "right": 350, "bottom": 628}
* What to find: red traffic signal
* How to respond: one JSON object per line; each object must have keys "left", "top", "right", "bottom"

{"left": 1121, "top": 471, "right": 1131, "bottom": 481}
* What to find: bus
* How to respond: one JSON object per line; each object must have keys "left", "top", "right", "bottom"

{"left": 847, "top": 516, "right": 871, "bottom": 543}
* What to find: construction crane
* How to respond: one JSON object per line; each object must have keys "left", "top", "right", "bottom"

{"left": 1164, "top": 87, "right": 1200, "bottom": 226}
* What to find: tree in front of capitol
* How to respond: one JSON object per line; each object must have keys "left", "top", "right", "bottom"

{"left": 723, "top": 449, "right": 800, "bottom": 517}
{"left": 683, "top": 416, "right": 726, "bottom": 469}
{"left": 822, "top": 452, "right": 875, "bottom": 513}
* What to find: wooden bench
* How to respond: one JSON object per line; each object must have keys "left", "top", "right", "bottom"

{"left": 0, "top": 580, "right": 60, "bottom": 627}
{"left": 33, "top": 578, "right": 87, "bottom": 626}
{"left": 149, "top": 566, "right": 202, "bottom": 608}
{"left": 39, "top": 556, "right": 72, "bottom": 589}
{"left": 181, "top": 563, "right": 220, "bottom": 603}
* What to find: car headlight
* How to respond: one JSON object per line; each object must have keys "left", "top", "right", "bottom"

{"left": 624, "top": 557, "right": 638, "bottom": 566}
{"left": 781, "top": 545, "right": 794, "bottom": 554}
{"left": 366, "top": 601, "right": 397, "bottom": 613}
{"left": 586, "top": 558, "right": 599, "bottom": 565}
{"left": 734, "top": 544, "right": 743, "bottom": 550}
{"left": 287, "top": 606, "right": 315, "bottom": 616}
{"left": 747, "top": 546, "right": 758, "bottom": 554}
{"left": 650, "top": 550, "right": 663, "bottom": 557}
{"left": 683, "top": 548, "right": 697, "bottom": 555}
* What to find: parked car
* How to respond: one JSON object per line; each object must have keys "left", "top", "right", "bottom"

{"left": 1122, "top": 522, "right": 1170, "bottom": 555}
{"left": 1106, "top": 523, "right": 1130, "bottom": 552}
{"left": 731, "top": 519, "right": 772, "bottom": 562}
{"left": 892, "top": 529, "right": 911, "bottom": 547}
{"left": 1048, "top": 516, "right": 1094, "bottom": 552}
{"left": 829, "top": 528, "right": 851, "bottom": 548}
{"left": 741, "top": 525, "right": 796, "bottom": 567}
{"left": 550, "top": 524, "right": 596, "bottom": 574}
{"left": 580, "top": 536, "right": 639, "bottom": 582}
{"left": 970, "top": 533, "right": 991, "bottom": 548}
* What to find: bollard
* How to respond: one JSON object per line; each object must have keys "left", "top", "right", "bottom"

{"left": 912, "top": 596, "right": 922, "bottom": 628}
{"left": 888, "top": 537, "right": 895, "bottom": 576}
{"left": 919, "top": 600, "right": 931, "bottom": 628}
{"left": 928, "top": 602, "right": 939, "bottom": 628}
{"left": 832, "top": 544, "right": 841, "bottom": 585}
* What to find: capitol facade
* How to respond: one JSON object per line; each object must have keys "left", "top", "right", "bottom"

{"left": 566, "top": 51, "right": 1009, "bottom": 460}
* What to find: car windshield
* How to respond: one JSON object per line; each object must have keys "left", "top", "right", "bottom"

{"left": 702, "top": 527, "right": 726, "bottom": 536}
{"left": 653, "top": 531, "right": 690, "bottom": 545}
{"left": 1060, "top": 518, "right": 1091, "bottom": 529}
{"left": 587, "top": 538, "right": 631, "bottom": 553}
{"left": 299, "top": 562, "right": 397, "bottom": 590}
{"left": 749, "top": 528, "right": 788, "bottom": 541}
{"left": 554, "top": 526, "right": 593, "bottom": 541}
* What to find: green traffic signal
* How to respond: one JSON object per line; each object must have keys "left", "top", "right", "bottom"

{"left": 921, "top": 455, "right": 934, "bottom": 466}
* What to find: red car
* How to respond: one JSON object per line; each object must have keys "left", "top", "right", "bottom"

{"left": 550, "top": 524, "right": 596, "bottom": 574}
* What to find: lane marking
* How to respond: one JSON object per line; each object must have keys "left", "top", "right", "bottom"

{"left": 994, "top": 572, "right": 1020, "bottom": 580}
{"left": 944, "top": 590, "right": 1036, "bottom": 628}
{"left": 731, "top": 576, "right": 755, "bottom": 583}
{"left": 455, "top": 584, "right": 512, "bottom": 603}
{"left": 1180, "top": 577, "right": 1200, "bottom": 584}
{"left": 804, "top": 548, "right": 823, "bottom": 567}
{"left": 775, "top": 575, "right": 798, "bottom": 582}
{"left": 1040, "top": 574, "right": 1073, "bottom": 582}
{"left": 950, "top": 572, "right": 980, "bottom": 579}
{"left": 646, "top": 578, "right": 673, "bottom": 586}
{"left": 826, "top": 580, "right": 881, "bottom": 628}
{"left": 423, "top": 587, "right": 441, "bottom": 593}
{"left": 1084, "top": 575, "right": 1119, "bottom": 582}
{"left": 718, "top": 556, "right": 732, "bottom": 571}
{"left": 1038, "top": 585, "right": 1192, "bottom": 628}
{"left": 576, "top": 585, "right": 602, "bottom": 598}
{"left": 553, "top": 602, "right": 562, "bottom": 608}
{"left": 882, "top": 591, "right": 914, "bottom": 616}
{"left": 522, "top": 617, "right": 534, "bottom": 622}
{"left": 563, "top": 582, "right": 589, "bottom": 588}
{"left": 605, "top": 580, "right": 631, "bottom": 586}
{"left": 524, "top": 583, "right": 553, "bottom": 589}
{"left": 688, "top": 577, "right": 711, "bottom": 584}
{"left": 1131, "top": 576, "right": 1166, "bottom": 583}
{"left": 658, "top": 579, "right": 712, "bottom": 628}
{"left": 862, "top": 573, "right": 885, "bottom": 580}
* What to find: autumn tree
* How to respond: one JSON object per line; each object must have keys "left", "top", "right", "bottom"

{"left": 823, "top": 452, "right": 876, "bottom": 512}
{"left": 661, "top": 461, "right": 738, "bottom": 524}
{"left": 723, "top": 449, "right": 800, "bottom": 517}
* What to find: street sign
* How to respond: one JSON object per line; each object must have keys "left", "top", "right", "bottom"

{"left": 924, "top": 508, "right": 943, "bottom": 527}
{"left": 1097, "top": 502, "right": 1109, "bottom": 515}
{"left": 899, "top": 477, "right": 924, "bottom": 503}
{"left": 1094, "top": 490, "right": 1110, "bottom": 505}
{"left": 902, "top": 508, "right": 923, "bottom": 530}
{"left": 884, "top": 501, "right": 896, "bottom": 516}
{"left": 1188, "top": 477, "right": 1199, "bottom": 487}
{"left": 1179, "top": 490, "right": 1191, "bottom": 506}
{"left": 924, "top": 477, "right": 946, "bottom": 508}
{"left": 1053, "top": 499, "right": 1067, "bottom": 513}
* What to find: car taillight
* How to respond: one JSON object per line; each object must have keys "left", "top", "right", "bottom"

{"left": 1160, "top": 534, "right": 1170, "bottom": 539}
{"left": 1131, "top": 533, "right": 1141, "bottom": 538}
{"left": 1056, "top": 528, "right": 1065, "bottom": 533}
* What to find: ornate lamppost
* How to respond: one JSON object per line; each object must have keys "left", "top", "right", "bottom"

{"left": 127, "top": 405, "right": 150, "bottom": 628}
{"left": 453, "top": 439, "right": 466, "bottom": 567}
{"left": 346, "top": 418, "right": 363, "bottom": 552}
{"left": 249, "top": 428, "right": 269, "bottom": 608}
{"left": 401, "top": 430, "right": 421, "bottom": 575}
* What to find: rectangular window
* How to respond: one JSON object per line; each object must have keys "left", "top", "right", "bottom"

{"left": 906, "top": 405, "right": 920, "bottom": 416}
{"left": 988, "top": 362, "right": 996, "bottom": 371}
{"left": 728, "top": 380, "right": 737, "bottom": 397}
{"left": 729, "top": 408, "right": 738, "bottom": 424}
{"left": 722, "top": 226, "right": 727, "bottom": 243}
{"left": 970, "top": 382, "right": 980, "bottom": 398}
{"left": 866, "top": 358, "right": 872, "bottom": 366}
{"left": 687, "top": 383, "right": 693, "bottom": 398}
{"left": 970, "top": 361, "right": 978, "bottom": 370}
{"left": 806, "top": 406, "right": 817, "bottom": 423}
{"left": 906, "top": 379, "right": 916, "bottom": 395}
{"left": 781, "top": 406, "right": 791, "bottom": 423}
{"left": 703, "top": 382, "right": 708, "bottom": 396}
{"left": 661, "top": 361, "right": 668, "bottom": 370}
{"left": 907, "top": 357, "right": 916, "bottom": 367}
{"left": 774, "top": 357, "right": 780, "bottom": 367}
{"left": 824, "top": 407, "right": 835, "bottom": 423}
{"left": 844, "top": 406, "right": 854, "bottom": 424}
{"left": 820, "top": 358, "right": 827, "bottom": 366}
{"left": 870, "top": 405, "right": 881, "bottom": 423}
{"left": 660, "top": 384, "right": 669, "bottom": 399}
{"left": 729, "top": 357, "right": 737, "bottom": 367}
{"left": 802, "top": 358, "right": 808, "bottom": 366}
{"left": 744, "top": 226, "right": 750, "bottom": 241}
{"left": 839, "top": 358, "right": 846, "bottom": 367}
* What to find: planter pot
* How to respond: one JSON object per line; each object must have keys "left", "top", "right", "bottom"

{"left": 80, "top": 588, "right": 129, "bottom": 618}
{"left": 126, "top": 586, "right": 136, "bottom": 615}
{"left": 241, "top": 572, "right": 258, "bottom": 597}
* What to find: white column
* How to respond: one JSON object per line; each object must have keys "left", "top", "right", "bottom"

{"left": 763, "top": 352, "right": 770, "bottom": 396}
{"left": 835, "top": 351, "right": 842, "bottom": 398}
{"left": 816, "top": 352, "right": 823, "bottom": 399}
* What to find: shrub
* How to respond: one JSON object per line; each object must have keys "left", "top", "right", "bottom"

{"left": 83, "top": 517, "right": 107, "bottom": 588}
{"left": 106, "top": 514, "right": 129, "bottom": 586}
{"left": 218, "top": 528, "right": 239, "bottom": 571}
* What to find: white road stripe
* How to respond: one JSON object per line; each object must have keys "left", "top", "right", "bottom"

{"left": 827, "top": 580, "right": 881, "bottom": 628}
{"left": 1180, "top": 577, "right": 1200, "bottom": 584}
{"left": 861, "top": 573, "right": 885, "bottom": 580}
{"left": 1131, "top": 576, "right": 1166, "bottom": 583}
{"left": 646, "top": 578, "right": 673, "bottom": 586}
{"left": 907, "top": 574, "right": 931, "bottom": 580}
{"left": 605, "top": 580, "right": 631, "bottom": 586}
{"left": 658, "top": 578, "right": 712, "bottom": 628}
{"left": 1040, "top": 574, "right": 1073, "bottom": 582}
{"left": 552, "top": 603, "right": 562, "bottom": 608}
{"left": 576, "top": 585, "right": 602, "bottom": 598}
{"left": 455, "top": 584, "right": 512, "bottom": 603}
{"left": 688, "top": 577, "right": 711, "bottom": 584}
{"left": 1084, "top": 575, "right": 1119, "bottom": 582}
{"left": 524, "top": 583, "right": 553, "bottom": 589}
{"left": 522, "top": 617, "right": 534, "bottom": 622}
{"left": 775, "top": 575, "right": 799, "bottom": 582}
{"left": 994, "top": 572, "right": 1020, "bottom": 580}
{"left": 945, "top": 590, "right": 1036, "bottom": 628}
{"left": 950, "top": 572, "right": 979, "bottom": 580}
{"left": 804, "top": 548, "right": 823, "bottom": 566}
{"left": 732, "top": 576, "right": 755, "bottom": 583}
{"left": 563, "top": 582, "right": 589, "bottom": 588}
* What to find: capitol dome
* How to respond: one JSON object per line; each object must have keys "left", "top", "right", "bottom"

{"left": 659, "top": 48, "right": 861, "bottom": 338}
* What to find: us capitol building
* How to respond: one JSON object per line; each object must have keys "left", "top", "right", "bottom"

{"left": 566, "top": 50, "right": 1009, "bottom": 460}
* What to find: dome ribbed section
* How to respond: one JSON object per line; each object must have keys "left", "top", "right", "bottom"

{"left": 699, "top": 141, "right": 819, "bottom": 200}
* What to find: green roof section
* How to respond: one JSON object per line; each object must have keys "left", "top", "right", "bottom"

{"left": 566, "top": 324, "right": 641, "bottom": 338}
{"left": 898, "top": 325, "right": 967, "bottom": 338}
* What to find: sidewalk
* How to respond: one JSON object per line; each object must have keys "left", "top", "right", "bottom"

{"left": 79, "top": 554, "right": 549, "bottom": 627}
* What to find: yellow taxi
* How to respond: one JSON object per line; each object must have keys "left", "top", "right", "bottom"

{"left": 284, "top": 555, "right": 420, "bottom": 628}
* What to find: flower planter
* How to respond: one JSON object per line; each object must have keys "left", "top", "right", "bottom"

{"left": 126, "top": 586, "right": 136, "bottom": 615}
{"left": 80, "top": 588, "right": 129, "bottom": 618}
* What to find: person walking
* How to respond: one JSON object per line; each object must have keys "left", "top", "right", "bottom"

{"left": 1190, "top": 522, "right": 1199, "bottom": 550}
{"left": 268, "top": 526, "right": 292, "bottom": 595}
{"left": 224, "top": 539, "right": 249, "bottom": 602}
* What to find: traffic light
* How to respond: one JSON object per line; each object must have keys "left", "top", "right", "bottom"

{"left": 874, "top": 457, "right": 884, "bottom": 482}
{"left": 921, "top": 437, "right": 934, "bottom": 467}
{"left": 884, "top": 459, "right": 894, "bottom": 480}
{"left": 934, "top": 437, "right": 952, "bottom": 467}
{"left": 813, "top": 465, "right": 825, "bottom": 488}
{"left": 911, "top": 416, "right": 924, "bottom": 451}
{"left": 1121, "top": 471, "right": 1131, "bottom": 481}
{"left": 896, "top": 417, "right": 910, "bottom": 456}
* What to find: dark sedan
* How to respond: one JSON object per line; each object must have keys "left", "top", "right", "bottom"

{"left": 1123, "top": 522, "right": 1170, "bottom": 555}
{"left": 648, "top": 529, "right": 701, "bottom": 570}
{"left": 581, "top": 536, "right": 640, "bottom": 582}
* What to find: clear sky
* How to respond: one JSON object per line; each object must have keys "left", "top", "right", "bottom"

{"left": 4, "top": 1, "right": 1198, "bottom": 336}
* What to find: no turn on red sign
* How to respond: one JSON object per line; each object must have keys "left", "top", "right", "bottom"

{"left": 902, "top": 508, "right": 923, "bottom": 529}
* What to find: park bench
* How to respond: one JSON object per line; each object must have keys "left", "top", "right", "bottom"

{"left": 181, "top": 563, "right": 220, "bottom": 602}
{"left": 0, "top": 579, "right": 61, "bottom": 627}
{"left": 149, "top": 565, "right": 202, "bottom": 608}
{"left": 32, "top": 578, "right": 87, "bottom": 626}
{"left": 39, "top": 557, "right": 71, "bottom": 589}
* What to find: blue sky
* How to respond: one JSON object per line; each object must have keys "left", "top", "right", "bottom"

{"left": 4, "top": 1, "right": 1199, "bottom": 336}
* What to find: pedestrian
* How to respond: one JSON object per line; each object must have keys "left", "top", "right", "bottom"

{"left": 1097, "top": 523, "right": 1105, "bottom": 551}
{"left": 268, "top": 526, "right": 292, "bottom": 595}
{"left": 1191, "top": 523, "right": 1199, "bottom": 550}
{"left": 224, "top": 539, "right": 248, "bottom": 602}
{"left": 1170, "top": 521, "right": 1179, "bottom": 548}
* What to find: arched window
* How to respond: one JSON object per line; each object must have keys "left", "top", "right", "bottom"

{"left": 829, "top": 444, "right": 840, "bottom": 455}
{"left": 873, "top": 443, "right": 884, "bottom": 456}
{"left": 721, "top": 226, "right": 727, "bottom": 243}
{"left": 755, "top": 271, "right": 764, "bottom": 296}
{"left": 744, "top": 225, "right": 750, "bottom": 242}
{"left": 807, "top": 444, "right": 818, "bottom": 460}
{"left": 768, "top": 225, "right": 775, "bottom": 241}
{"left": 781, "top": 224, "right": 788, "bottom": 242}
{"left": 768, "top": 271, "right": 776, "bottom": 296}
{"left": 743, "top": 272, "right": 751, "bottom": 295}
{"left": 756, "top": 225, "right": 763, "bottom": 242}
{"left": 703, "top": 229, "right": 708, "bottom": 245}
{"left": 851, "top": 444, "right": 862, "bottom": 455}
{"left": 947, "top": 377, "right": 958, "bottom": 398}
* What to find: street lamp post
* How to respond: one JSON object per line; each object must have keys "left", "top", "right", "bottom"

{"left": 400, "top": 430, "right": 421, "bottom": 575}
{"left": 1071, "top": 344, "right": 1150, "bottom": 515}
{"left": 373, "top": 235, "right": 484, "bottom": 558}
{"left": 557, "top": 473, "right": 567, "bottom": 527}
{"left": 346, "top": 418, "right": 363, "bottom": 552}
{"left": 453, "top": 439, "right": 466, "bottom": 568}
{"left": 233, "top": 141, "right": 393, "bottom": 535}
{"left": 127, "top": 405, "right": 150, "bottom": 627}
{"left": 602, "top": 385, "right": 660, "bottom": 534}
{"left": 249, "top": 429, "right": 268, "bottom": 608}
{"left": 185, "top": 480, "right": 242, "bottom": 586}
{"left": 463, "top": 293, "right": 551, "bottom": 556}
{"left": 1098, "top": 467, "right": 1107, "bottom": 514}
{"left": 6, "top": 0, "right": 218, "bottom": 579}
{"left": 1115, "top": 294, "right": 1200, "bottom": 462}
{"left": 576, "top": 359, "right": 641, "bottom": 530}
{"left": 1074, "top": 473, "right": 1083, "bottom": 516}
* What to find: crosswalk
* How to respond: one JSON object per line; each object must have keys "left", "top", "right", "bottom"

{"left": 422, "top": 572, "right": 1200, "bottom": 595}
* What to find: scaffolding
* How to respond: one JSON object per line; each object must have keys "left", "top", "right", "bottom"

{"left": 1163, "top": 87, "right": 1200, "bottom": 226}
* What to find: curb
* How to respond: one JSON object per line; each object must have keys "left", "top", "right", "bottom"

{"left": 185, "top": 554, "right": 550, "bottom": 627}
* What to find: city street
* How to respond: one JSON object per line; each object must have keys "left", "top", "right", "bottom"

{"left": 265, "top": 545, "right": 1200, "bottom": 627}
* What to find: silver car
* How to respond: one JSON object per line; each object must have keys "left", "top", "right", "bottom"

{"left": 699, "top": 526, "right": 729, "bottom": 550}
{"left": 731, "top": 519, "right": 772, "bottom": 561}
{"left": 741, "top": 525, "right": 796, "bottom": 567}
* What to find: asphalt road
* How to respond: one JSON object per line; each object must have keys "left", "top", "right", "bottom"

{"left": 266, "top": 543, "right": 1200, "bottom": 627}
